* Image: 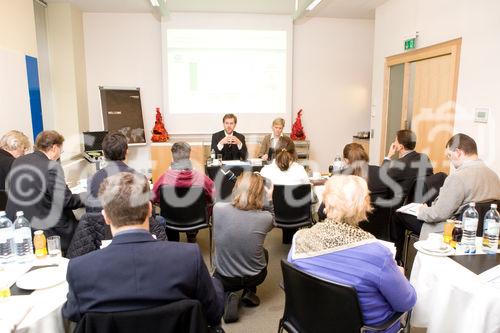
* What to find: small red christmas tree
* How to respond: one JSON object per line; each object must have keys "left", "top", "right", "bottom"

{"left": 290, "top": 109, "right": 306, "bottom": 141}
{"left": 151, "top": 107, "right": 169, "bottom": 142}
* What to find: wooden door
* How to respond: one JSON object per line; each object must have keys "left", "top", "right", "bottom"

{"left": 410, "top": 54, "right": 455, "bottom": 173}
{"left": 380, "top": 38, "right": 461, "bottom": 174}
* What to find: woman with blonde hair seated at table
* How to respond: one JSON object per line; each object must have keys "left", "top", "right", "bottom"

{"left": 258, "top": 117, "right": 286, "bottom": 161}
{"left": 288, "top": 175, "right": 416, "bottom": 333}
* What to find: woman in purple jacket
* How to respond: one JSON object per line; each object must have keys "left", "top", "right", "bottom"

{"left": 288, "top": 175, "right": 416, "bottom": 333}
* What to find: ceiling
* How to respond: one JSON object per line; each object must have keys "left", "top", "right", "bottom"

{"left": 44, "top": 0, "right": 388, "bottom": 19}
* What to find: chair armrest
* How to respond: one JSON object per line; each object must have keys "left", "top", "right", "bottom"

{"left": 360, "top": 311, "right": 408, "bottom": 332}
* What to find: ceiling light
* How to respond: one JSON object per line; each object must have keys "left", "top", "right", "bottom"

{"left": 150, "top": 0, "right": 160, "bottom": 7}
{"left": 306, "top": 0, "right": 322, "bottom": 11}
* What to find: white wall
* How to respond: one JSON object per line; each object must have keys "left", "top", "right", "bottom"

{"left": 0, "top": 0, "right": 37, "bottom": 57}
{"left": 0, "top": 0, "right": 37, "bottom": 139}
{"left": 83, "top": 13, "right": 374, "bottom": 171}
{"left": 83, "top": 13, "right": 163, "bottom": 138}
{"left": 293, "top": 17, "right": 374, "bottom": 171}
{"left": 46, "top": 2, "right": 89, "bottom": 159}
{"left": 83, "top": 13, "right": 163, "bottom": 172}
{"left": 371, "top": 0, "right": 500, "bottom": 175}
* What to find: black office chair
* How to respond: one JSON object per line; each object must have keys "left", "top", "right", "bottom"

{"left": 74, "top": 299, "right": 209, "bottom": 333}
{"left": 401, "top": 172, "right": 448, "bottom": 276}
{"left": 159, "top": 185, "right": 212, "bottom": 265}
{"left": 279, "top": 260, "right": 410, "bottom": 333}
{"left": 404, "top": 172, "right": 447, "bottom": 206}
{"left": 0, "top": 190, "right": 7, "bottom": 211}
{"left": 360, "top": 204, "right": 392, "bottom": 241}
{"left": 273, "top": 184, "right": 313, "bottom": 244}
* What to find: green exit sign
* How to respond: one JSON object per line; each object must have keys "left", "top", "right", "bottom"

{"left": 404, "top": 38, "right": 416, "bottom": 50}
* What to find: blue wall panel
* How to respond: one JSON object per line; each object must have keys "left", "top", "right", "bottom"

{"left": 25, "top": 55, "right": 43, "bottom": 139}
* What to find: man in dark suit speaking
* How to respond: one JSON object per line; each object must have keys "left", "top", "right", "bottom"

{"left": 210, "top": 114, "right": 247, "bottom": 161}
{"left": 62, "top": 172, "right": 224, "bottom": 328}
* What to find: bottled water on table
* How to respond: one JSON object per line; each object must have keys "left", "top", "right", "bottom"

{"left": 14, "top": 211, "right": 33, "bottom": 261}
{"left": 461, "top": 203, "right": 479, "bottom": 254}
{"left": 483, "top": 204, "right": 500, "bottom": 254}
{"left": 0, "top": 211, "right": 15, "bottom": 264}
{"left": 332, "top": 155, "right": 344, "bottom": 174}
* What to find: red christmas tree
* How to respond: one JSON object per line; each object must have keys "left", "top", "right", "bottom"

{"left": 290, "top": 109, "right": 306, "bottom": 141}
{"left": 151, "top": 107, "right": 169, "bottom": 142}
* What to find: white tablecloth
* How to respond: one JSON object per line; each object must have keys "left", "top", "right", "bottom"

{"left": 410, "top": 245, "right": 500, "bottom": 333}
{"left": 0, "top": 257, "right": 69, "bottom": 333}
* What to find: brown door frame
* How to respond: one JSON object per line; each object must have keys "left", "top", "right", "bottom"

{"left": 379, "top": 38, "right": 462, "bottom": 163}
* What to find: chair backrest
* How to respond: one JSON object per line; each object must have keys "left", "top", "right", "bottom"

{"left": 272, "top": 184, "right": 312, "bottom": 225}
{"left": 159, "top": 186, "right": 207, "bottom": 229}
{"left": 361, "top": 204, "right": 391, "bottom": 241}
{"left": 280, "top": 260, "right": 364, "bottom": 333}
{"left": 453, "top": 199, "right": 500, "bottom": 237}
{"left": 0, "top": 190, "right": 7, "bottom": 211}
{"left": 75, "top": 299, "right": 208, "bottom": 333}
{"left": 405, "top": 172, "right": 447, "bottom": 205}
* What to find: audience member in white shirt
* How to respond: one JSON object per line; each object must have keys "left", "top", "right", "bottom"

{"left": 260, "top": 136, "right": 309, "bottom": 185}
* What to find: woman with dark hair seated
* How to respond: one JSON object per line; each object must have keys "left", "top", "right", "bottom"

{"left": 213, "top": 172, "right": 274, "bottom": 324}
{"left": 318, "top": 143, "right": 388, "bottom": 221}
{"left": 289, "top": 175, "right": 415, "bottom": 333}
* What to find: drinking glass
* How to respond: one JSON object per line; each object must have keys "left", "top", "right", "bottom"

{"left": 47, "top": 236, "right": 62, "bottom": 257}
{"left": 443, "top": 219, "right": 455, "bottom": 244}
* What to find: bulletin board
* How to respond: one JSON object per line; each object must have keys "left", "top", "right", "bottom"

{"left": 99, "top": 86, "right": 146, "bottom": 144}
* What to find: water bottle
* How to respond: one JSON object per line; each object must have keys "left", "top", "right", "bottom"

{"left": 210, "top": 149, "right": 216, "bottom": 160}
{"left": 332, "top": 155, "right": 343, "bottom": 174}
{"left": 483, "top": 204, "right": 500, "bottom": 254}
{"left": 14, "top": 211, "right": 33, "bottom": 261}
{"left": 0, "top": 211, "right": 15, "bottom": 264}
{"left": 461, "top": 203, "right": 479, "bottom": 254}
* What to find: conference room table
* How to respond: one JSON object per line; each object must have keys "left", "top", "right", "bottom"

{"left": 0, "top": 257, "right": 70, "bottom": 333}
{"left": 410, "top": 238, "right": 500, "bottom": 333}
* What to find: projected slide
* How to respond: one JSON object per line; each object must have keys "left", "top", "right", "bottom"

{"left": 167, "top": 29, "right": 287, "bottom": 114}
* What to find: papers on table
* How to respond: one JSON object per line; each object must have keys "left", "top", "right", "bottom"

{"left": 69, "top": 179, "right": 88, "bottom": 194}
{"left": 248, "top": 158, "right": 263, "bottom": 166}
{"left": 396, "top": 202, "right": 421, "bottom": 216}
{"left": 221, "top": 160, "right": 251, "bottom": 166}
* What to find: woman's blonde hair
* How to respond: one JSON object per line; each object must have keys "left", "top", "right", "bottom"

{"left": 0, "top": 130, "right": 31, "bottom": 152}
{"left": 232, "top": 171, "right": 265, "bottom": 211}
{"left": 322, "top": 175, "right": 372, "bottom": 226}
{"left": 272, "top": 118, "right": 285, "bottom": 127}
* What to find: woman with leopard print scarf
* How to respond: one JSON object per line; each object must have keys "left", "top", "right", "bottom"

{"left": 288, "top": 175, "right": 416, "bottom": 333}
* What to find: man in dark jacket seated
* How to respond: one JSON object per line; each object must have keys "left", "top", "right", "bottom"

{"left": 382, "top": 129, "right": 434, "bottom": 204}
{"left": 62, "top": 172, "right": 224, "bottom": 330}
{"left": 86, "top": 132, "right": 136, "bottom": 211}
{"left": 6, "top": 130, "right": 84, "bottom": 253}
{"left": 210, "top": 114, "right": 247, "bottom": 161}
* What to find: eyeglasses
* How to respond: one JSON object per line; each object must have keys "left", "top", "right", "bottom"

{"left": 445, "top": 148, "right": 457, "bottom": 158}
